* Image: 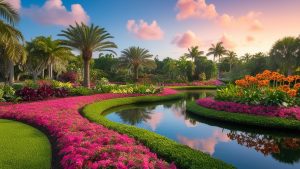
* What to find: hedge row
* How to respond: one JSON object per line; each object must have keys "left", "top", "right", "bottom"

{"left": 187, "top": 101, "right": 300, "bottom": 131}
{"left": 82, "top": 94, "right": 234, "bottom": 169}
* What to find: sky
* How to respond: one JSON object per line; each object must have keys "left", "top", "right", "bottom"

{"left": 7, "top": 0, "right": 300, "bottom": 59}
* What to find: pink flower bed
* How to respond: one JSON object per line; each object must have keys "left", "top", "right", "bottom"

{"left": 197, "top": 98, "right": 300, "bottom": 120}
{"left": 164, "top": 80, "right": 224, "bottom": 86}
{"left": 0, "top": 89, "right": 178, "bottom": 169}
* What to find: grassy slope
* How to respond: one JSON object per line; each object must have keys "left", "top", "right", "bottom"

{"left": 82, "top": 94, "right": 234, "bottom": 169}
{"left": 0, "top": 119, "right": 51, "bottom": 169}
{"left": 187, "top": 101, "right": 300, "bottom": 131}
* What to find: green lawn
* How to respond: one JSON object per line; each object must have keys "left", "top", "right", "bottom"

{"left": 0, "top": 119, "right": 51, "bottom": 169}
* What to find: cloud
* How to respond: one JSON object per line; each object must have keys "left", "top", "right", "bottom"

{"left": 218, "top": 11, "right": 263, "bottom": 32}
{"left": 177, "top": 129, "right": 229, "bottom": 155}
{"left": 172, "top": 30, "right": 201, "bottom": 48}
{"left": 127, "top": 19, "right": 164, "bottom": 40}
{"left": 146, "top": 112, "right": 163, "bottom": 131}
{"left": 220, "top": 33, "right": 236, "bottom": 49}
{"left": 6, "top": 0, "right": 21, "bottom": 10}
{"left": 176, "top": 0, "right": 218, "bottom": 20}
{"left": 22, "top": 0, "right": 89, "bottom": 26}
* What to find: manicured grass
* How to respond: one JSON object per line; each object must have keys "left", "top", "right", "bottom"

{"left": 168, "top": 85, "right": 219, "bottom": 90}
{"left": 187, "top": 101, "right": 300, "bottom": 131}
{"left": 82, "top": 94, "right": 235, "bottom": 169}
{"left": 0, "top": 119, "right": 51, "bottom": 169}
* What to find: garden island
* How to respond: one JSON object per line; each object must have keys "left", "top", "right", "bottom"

{"left": 0, "top": 0, "right": 300, "bottom": 169}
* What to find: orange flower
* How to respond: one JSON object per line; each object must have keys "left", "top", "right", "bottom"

{"left": 278, "top": 85, "right": 290, "bottom": 92}
{"left": 287, "top": 89, "right": 297, "bottom": 97}
{"left": 258, "top": 80, "right": 270, "bottom": 87}
{"left": 294, "top": 83, "right": 300, "bottom": 90}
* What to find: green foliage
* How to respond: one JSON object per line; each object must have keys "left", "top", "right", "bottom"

{"left": 187, "top": 101, "right": 300, "bottom": 130}
{"left": 216, "top": 84, "right": 297, "bottom": 107}
{"left": 82, "top": 95, "right": 234, "bottom": 169}
{"left": 0, "top": 84, "right": 19, "bottom": 102}
{"left": 69, "top": 86, "right": 94, "bottom": 96}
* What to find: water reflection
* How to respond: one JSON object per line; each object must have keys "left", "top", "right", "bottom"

{"left": 104, "top": 90, "right": 300, "bottom": 169}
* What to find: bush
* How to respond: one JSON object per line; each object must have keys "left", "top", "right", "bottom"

{"left": 16, "top": 87, "right": 39, "bottom": 101}
{"left": 51, "top": 80, "right": 73, "bottom": 89}
{"left": 59, "top": 71, "right": 78, "bottom": 83}
{"left": 69, "top": 87, "right": 94, "bottom": 96}
{"left": 0, "top": 85, "right": 18, "bottom": 102}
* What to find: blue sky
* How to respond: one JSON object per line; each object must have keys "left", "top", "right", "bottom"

{"left": 12, "top": 0, "right": 300, "bottom": 59}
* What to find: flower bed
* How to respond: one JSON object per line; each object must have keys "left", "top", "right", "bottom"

{"left": 0, "top": 89, "right": 177, "bottom": 169}
{"left": 197, "top": 98, "right": 300, "bottom": 120}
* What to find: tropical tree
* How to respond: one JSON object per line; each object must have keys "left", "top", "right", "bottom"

{"left": 119, "top": 47, "right": 155, "bottom": 81}
{"left": 226, "top": 51, "right": 238, "bottom": 72}
{"left": 33, "top": 36, "right": 73, "bottom": 79}
{"left": 269, "top": 37, "right": 300, "bottom": 75}
{"left": 241, "top": 53, "right": 252, "bottom": 63}
{"left": 59, "top": 23, "right": 117, "bottom": 87}
{"left": 0, "top": 0, "right": 25, "bottom": 84}
{"left": 184, "top": 46, "right": 204, "bottom": 62}
{"left": 207, "top": 42, "right": 227, "bottom": 78}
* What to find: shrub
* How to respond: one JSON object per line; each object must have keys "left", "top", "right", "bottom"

{"left": 16, "top": 87, "right": 39, "bottom": 101}
{"left": 0, "top": 85, "right": 18, "bottom": 102}
{"left": 69, "top": 87, "right": 94, "bottom": 96}
{"left": 0, "top": 89, "right": 4, "bottom": 102}
{"left": 59, "top": 71, "right": 78, "bottom": 83}
{"left": 51, "top": 80, "right": 73, "bottom": 89}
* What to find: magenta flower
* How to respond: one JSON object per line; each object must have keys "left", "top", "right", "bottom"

{"left": 0, "top": 89, "right": 178, "bottom": 169}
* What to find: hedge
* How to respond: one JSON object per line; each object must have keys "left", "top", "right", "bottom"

{"left": 82, "top": 93, "right": 234, "bottom": 169}
{"left": 187, "top": 101, "right": 300, "bottom": 131}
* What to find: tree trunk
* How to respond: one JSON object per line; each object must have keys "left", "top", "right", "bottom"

{"left": 42, "top": 69, "right": 45, "bottom": 79}
{"left": 134, "top": 66, "right": 139, "bottom": 82}
{"left": 48, "top": 64, "right": 53, "bottom": 79}
{"left": 33, "top": 72, "right": 38, "bottom": 81}
{"left": 83, "top": 59, "right": 90, "bottom": 88}
{"left": 8, "top": 60, "right": 14, "bottom": 85}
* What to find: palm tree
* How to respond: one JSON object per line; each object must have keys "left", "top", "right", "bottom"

{"left": 241, "top": 53, "right": 252, "bottom": 63}
{"left": 270, "top": 37, "right": 300, "bottom": 75}
{"left": 0, "top": 0, "right": 25, "bottom": 84}
{"left": 184, "top": 46, "right": 204, "bottom": 62}
{"left": 59, "top": 23, "right": 117, "bottom": 87}
{"left": 35, "top": 36, "right": 72, "bottom": 79}
{"left": 119, "top": 47, "right": 155, "bottom": 81}
{"left": 226, "top": 51, "right": 237, "bottom": 72}
{"left": 207, "top": 42, "right": 227, "bottom": 78}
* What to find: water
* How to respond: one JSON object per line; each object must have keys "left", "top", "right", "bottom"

{"left": 104, "top": 90, "right": 300, "bottom": 169}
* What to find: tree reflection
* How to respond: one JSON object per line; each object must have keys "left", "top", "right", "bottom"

{"left": 227, "top": 131, "right": 300, "bottom": 164}
{"left": 116, "top": 107, "right": 155, "bottom": 125}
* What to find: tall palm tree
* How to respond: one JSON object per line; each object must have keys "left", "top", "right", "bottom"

{"left": 207, "top": 42, "right": 227, "bottom": 78}
{"left": 0, "top": 0, "right": 24, "bottom": 84}
{"left": 207, "top": 42, "right": 227, "bottom": 62}
{"left": 119, "top": 47, "right": 155, "bottom": 81}
{"left": 184, "top": 46, "right": 204, "bottom": 62}
{"left": 226, "top": 51, "right": 237, "bottom": 72}
{"left": 59, "top": 23, "right": 117, "bottom": 87}
{"left": 270, "top": 37, "right": 300, "bottom": 75}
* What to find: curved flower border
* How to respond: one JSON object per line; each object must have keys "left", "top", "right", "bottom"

{"left": 0, "top": 89, "right": 178, "bottom": 169}
{"left": 197, "top": 98, "right": 300, "bottom": 120}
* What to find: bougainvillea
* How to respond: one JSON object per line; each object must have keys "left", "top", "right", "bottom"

{"left": 197, "top": 98, "right": 300, "bottom": 120}
{"left": 0, "top": 89, "right": 178, "bottom": 169}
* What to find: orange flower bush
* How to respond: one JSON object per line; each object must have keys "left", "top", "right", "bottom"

{"left": 235, "top": 70, "right": 300, "bottom": 98}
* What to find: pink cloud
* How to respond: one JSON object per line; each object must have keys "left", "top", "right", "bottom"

{"left": 220, "top": 33, "right": 236, "bottom": 49}
{"left": 6, "top": 0, "right": 21, "bottom": 10}
{"left": 177, "top": 129, "right": 229, "bottom": 155}
{"left": 172, "top": 30, "right": 201, "bottom": 48}
{"left": 146, "top": 112, "right": 163, "bottom": 131}
{"left": 218, "top": 11, "right": 263, "bottom": 32}
{"left": 127, "top": 19, "right": 164, "bottom": 40}
{"left": 176, "top": 0, "right": 218, "bottom": 20}
{"left": 22, "top": 0, "right": 89, "bottom": 26}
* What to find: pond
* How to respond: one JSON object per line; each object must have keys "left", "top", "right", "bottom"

{"left": 104, "top": 90, "right": 300, "bottom": 169}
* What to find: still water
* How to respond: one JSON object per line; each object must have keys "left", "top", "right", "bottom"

{"left": 104, "top": 90, "right": 300, "bottom": 169}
